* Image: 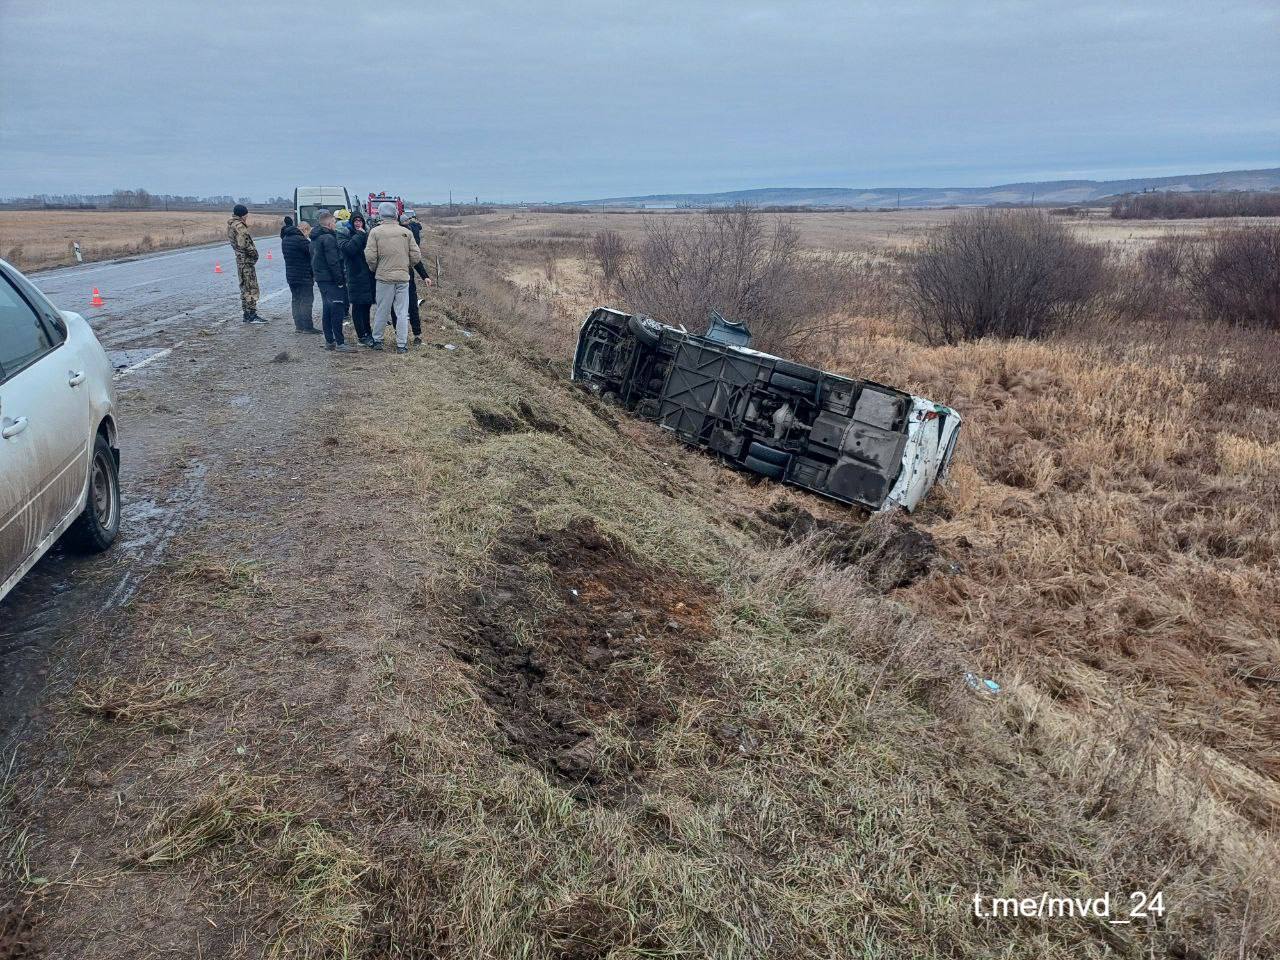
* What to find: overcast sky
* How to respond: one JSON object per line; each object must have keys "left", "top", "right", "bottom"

{"left": 1, "top": 1, "right": 1276, "bottom": 202}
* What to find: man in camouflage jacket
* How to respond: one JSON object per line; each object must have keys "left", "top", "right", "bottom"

{"left": 227, "top": 204, "right": 265, "bottom": 323}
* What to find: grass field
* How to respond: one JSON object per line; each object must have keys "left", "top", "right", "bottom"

{"left": 2, "top": 208, "right": 1277, "bottom": 957}
{"left": 439, "top": 209, "right": 1280, "bottom": 951}
{"left": 433, "top": 207, "right": 1277, "bottom": 255}
{"left": 0, "top": 210, "right": 284, "bottom": 272}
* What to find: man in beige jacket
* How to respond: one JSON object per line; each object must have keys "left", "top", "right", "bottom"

{"left": 365, "top": 201, "right": 423, "bottom": 352}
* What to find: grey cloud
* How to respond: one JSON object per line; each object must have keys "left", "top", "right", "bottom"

{"left": 1, "top": 0, "right": 1276, "bottom": 201}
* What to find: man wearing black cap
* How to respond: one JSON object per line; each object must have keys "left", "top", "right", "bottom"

{"left": 226, "top": 204, "right": 265, "bottom": 323}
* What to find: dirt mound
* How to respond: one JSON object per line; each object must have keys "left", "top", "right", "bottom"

{"left": 0, "top": 901, "right": 34, "bottom": 960}
{"left": 451, "top": 518, "right": 712, "bottom": 792}
{"left": 758, "top": 501, "right": 937, "bottom": 589}
{"left": 470, "top": 399, "right": 566, "bottom": 436}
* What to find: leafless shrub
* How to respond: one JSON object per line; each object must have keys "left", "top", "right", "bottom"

{"left": 1111, "top": 189, "right": 1280, "bottom": 219}
{"left": 901, "top": 209, "right": 1108, "bottom": 344}
{"left": 1110, "top": 234, "right": 1200, "bottom": 325}
{"left": 525, "top": 204, "right": 592, "bottom": 214}
{"left": 1191, "top": 225, "right": 1280, "bottom": 329}
{"left": 612, "top": 206, "right": 861, "bottom": 355}
{"left": 589, "top": 229, "right": 628, "bottom": 292}
{"left": 1117, "top": 226, "right": 1280, "bottom": 332}
{"left": 421, "top": 205, "right": 496, "bottom": 217}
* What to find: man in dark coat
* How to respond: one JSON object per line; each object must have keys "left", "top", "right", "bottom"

{"left": 309, "top": 210, "right": 355, "bottom": 352}
{"left": 279, "top": 216, "right": 318, "bottom": 333}
{"left": 340, "top": 212, "right": 377, "bottom": 347}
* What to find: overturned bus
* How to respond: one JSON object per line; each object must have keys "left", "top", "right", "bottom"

{"left": 572, "top": 308, "right": 961, "bottom": 513}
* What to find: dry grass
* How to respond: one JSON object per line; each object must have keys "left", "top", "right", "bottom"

{"left": 3, "top": 212, "right": 1278, "bottom": 958}
{"left": 0, "top": 210, "right": 283, "bottom": 272}
{"left": 440, "top": 208, "right": 961, "bottom": 253}
{"left": 427, "top": 214, "right": 1280, "bottom": 952}
{"left": 440, "top": 208, "right": 1272, "bottom": 257}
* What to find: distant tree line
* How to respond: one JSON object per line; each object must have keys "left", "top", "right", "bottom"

{"left": 0, "top": 189, "right": 292, "bottom": 212}
{"left": 1110, "top": 190, "right": 1280, "bottom": 220}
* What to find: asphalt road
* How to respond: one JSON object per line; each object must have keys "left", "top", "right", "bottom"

{"left": 33, "top": 235, "right": 290, "bottom": 363}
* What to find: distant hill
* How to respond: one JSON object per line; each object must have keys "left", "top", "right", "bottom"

{"left": 562, "top": 167, "right": 1280, "bottom": 209}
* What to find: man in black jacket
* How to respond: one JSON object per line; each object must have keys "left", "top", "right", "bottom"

{"left": 279, "top": 216, "right": 319, "bottom": 333}
{"left": 395, "top": 211, "right": 432, "bottom": 345}
{"left": 340, "top": 212, "right": 378, "bottom": 347}
{"left": 309, "top": 210, "right": 356, "bottom": 352}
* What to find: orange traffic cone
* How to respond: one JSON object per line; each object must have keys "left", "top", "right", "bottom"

{"left": 215, "top": 262, "right": 223, "bottom": 274}
{"left": 266, "top": 250, "right": 273, "bottom": 260}
{"left": 90, "top": 288, "right": 104, "bottom": 307}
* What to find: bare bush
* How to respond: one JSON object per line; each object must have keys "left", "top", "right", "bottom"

{"left": 613, "top": 206, "right": 861, "bottom": 355}
{"left": 901, "top": 209, "right": 1108, "bottom": 344}
{"left": 1111, "top": 189, "right": 1280, "bottom": 220}
{"left": 1191, "top": 225, "right": 1280, "bottom": 329}
{"left": 1111, "top": 233, "right": 1200, "bottom": 325}
{"left": 589, "top": 229, "right": 628, "bottom": 292}
{"left": 1117, "top": 226, "right": 1280, "bottom": 332}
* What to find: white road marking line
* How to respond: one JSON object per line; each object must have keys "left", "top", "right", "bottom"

{"left": 148, "top": 302, "right": 222, "bottom": 327}
{"left": 33, "top": 237, "right": 278, "bottom": 281}
{"left": 113, "top": 285, "right": 290, "bottom": 378}
{"left": 116, "top": 276, "right": 174, "bottom": 291}
{"left": 116, "top": 346, "right": 178, "bottom": 377}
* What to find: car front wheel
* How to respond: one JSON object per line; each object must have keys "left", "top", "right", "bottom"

{"left": 68, "top": 434, "right": 120, "bottom": 553}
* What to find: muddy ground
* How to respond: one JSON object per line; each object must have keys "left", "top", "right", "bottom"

{"left": 0, "top": 258, "right": 462, "bottom": 956}
{"left": 1, "top": 234, "right": 287, "bottom": 738}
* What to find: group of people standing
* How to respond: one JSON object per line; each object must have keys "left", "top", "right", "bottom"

{"left": 228, "top": 201, "right": 430, "bottom": 356}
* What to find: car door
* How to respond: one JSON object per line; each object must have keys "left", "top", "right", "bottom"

{"left": 0, "top": 269, "right": 88, "bottom": 586}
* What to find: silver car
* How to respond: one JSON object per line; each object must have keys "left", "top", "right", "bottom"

{"left": 0, "top": 259, "right": 120, "bottom": 602}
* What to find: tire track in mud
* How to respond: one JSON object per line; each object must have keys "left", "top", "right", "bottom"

{"left": 449, "top": 517, "right": 716, "bottom": 795}
{"left": 98, "top": 459, "right": 209, "bottom": 611}
{"left": 0, "top": 458, "right": 209, "bottom": 745}
{"left": 0, "top": 261, "right": 311, "bottom": 747}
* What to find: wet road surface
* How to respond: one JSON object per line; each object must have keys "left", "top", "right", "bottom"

{"left": 0, "top": 237, "right": 293, "bottom": 742}
{"left": 32, "top": 235, "right": 290, "bottom": 361}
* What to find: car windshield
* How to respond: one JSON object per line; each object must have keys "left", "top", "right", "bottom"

{"left": 298, "top": 204, "right": 330, "bottom": 226}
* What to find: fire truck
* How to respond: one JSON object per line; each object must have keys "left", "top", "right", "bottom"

{"left": 364, "top": 192, "right": 405, "bottom": 221}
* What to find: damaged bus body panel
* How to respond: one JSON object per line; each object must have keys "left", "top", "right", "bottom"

{"left": 573, "top": 307, "right": 961, "bottom": 512}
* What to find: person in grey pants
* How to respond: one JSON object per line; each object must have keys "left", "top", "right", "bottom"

{"left": 365, "top": 202, "right": 423, "bottom": 353}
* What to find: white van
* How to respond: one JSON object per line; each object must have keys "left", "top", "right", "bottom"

{"left": 572, "top": 308, "right": 961, "bottom": 513}
{"left": 294, "top": 186, "right": 352, "bottom": 226}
